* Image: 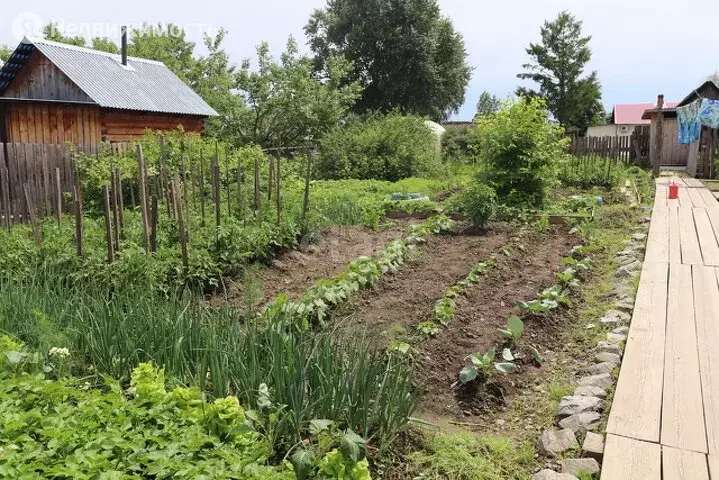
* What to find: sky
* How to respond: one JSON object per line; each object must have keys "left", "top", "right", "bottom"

{"left": 1, "top": 0, "right": 718, "bottom": 120}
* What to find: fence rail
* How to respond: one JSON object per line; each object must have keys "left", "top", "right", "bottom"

{"left": 569, "top": 132, "right": 651, "bottom": 163}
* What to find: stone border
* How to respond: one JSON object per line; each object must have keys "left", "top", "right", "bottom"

{"left": 530, "top": 213, "right": 650, "bottom": 480}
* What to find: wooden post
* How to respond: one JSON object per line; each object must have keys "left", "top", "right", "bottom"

{"left": 199, "top": 146, "right": 206, "bottom": 227}
{"left": 23, "top": 184, "right": 41, "bottom": 246}
{"left": 110, "top": 171, "right": 120, "bottom": 250}
{"left": 159, "top": 135, "right": 170, "bottom": 217}
{"left": 73, "top": 185, "right": 83, "bottom": 256}
{"left": 181, "top": 153, "right": 191, "bottom": 243}
{"left": 225, "top": 145, "right": 231, "bottom": 216}
{"left": 115, "top": 168, "right": 124, "bottom": 238}
{"left": 253, "top": 158, "right": 260, "bottom": 214}
{"left": 102, "top": 186, "right": 115, "bottom": 264}
{"left": 150, "top": 195, "right": 158, "bottom": 254}
{"left": 236, "top": 157, "right": 243, "bottom": 217}
{"left": 275, "top": 155, "right": 281, "bottom": 225}
{"left": 54, "top": 167, "right": 62, "bottom": 225}
{"left": 302, "top": 153, "right": 312, "bottom": 223}
{"left": 213, "top": 143, "right": 221, "bottom": 229}
{"left": 652, "top": 94, "right": 664, "bottom": 177}
{"left": 137, "top": 145, "right": 150, "bottom": 253}
{"left": 172, "top": 175, "right": 189, "bottom": 269}
{"left": 267, "top": 157, "right": 274, "bottom": 201}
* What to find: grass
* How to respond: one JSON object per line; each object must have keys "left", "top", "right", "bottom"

{"left": 395, "top": 432, "right": 538, "bottom": 480}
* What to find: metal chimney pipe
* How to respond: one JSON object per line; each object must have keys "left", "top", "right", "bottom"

{"left": 121, "top": 26, "right": 128, "bottom": 66}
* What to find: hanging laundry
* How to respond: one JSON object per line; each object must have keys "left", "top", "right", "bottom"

{"left": 698, "top": 99, "right": 719, "bottom": 128}
{"left": 676, "top": 99, "right": 702, "bottom": 144}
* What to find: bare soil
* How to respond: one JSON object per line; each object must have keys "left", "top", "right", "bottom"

{"left": 217, "top": 220, "right": 415, "bottom": 307}
{"left": 335, "top": 223, "right": 515, "bottom": 339}
{"left": 415, "top": 227, "right": 579, "bottom": 420}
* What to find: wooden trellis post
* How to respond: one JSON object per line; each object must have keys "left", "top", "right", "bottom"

{"left": 137, "top": 144, "right": 150, "bottom": 253}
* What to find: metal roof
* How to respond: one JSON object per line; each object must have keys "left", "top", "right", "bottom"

{"left": 613, "top": 102, "right": 679, "bottom": 125}
{"left": 0, "top": 38, "right": 218, "bottom": 117}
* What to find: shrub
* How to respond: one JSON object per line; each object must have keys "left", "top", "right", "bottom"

{"left": 441, "top": 125, "right": 475, "bottom": 163}
{"left": 472, "top": 97, "right": 568, "bottom": 208}
{"left": 315, "top": 113, "right": 439, "bottom": 182}
{"left": 452, "top": 184, "right": 497, "bottom": 228}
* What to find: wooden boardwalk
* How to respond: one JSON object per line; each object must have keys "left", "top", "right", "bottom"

{"left": 602, "top": 177, "right": 719, "bottom": 479}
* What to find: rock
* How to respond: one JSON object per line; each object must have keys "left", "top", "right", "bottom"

{"left": 270, "top": 260, "right": 288, "bottom": 271}
{"left": 586, "top": 361, "right": 615, "bottom": 375}
{"left": 612, "top": 326, "right": 630, "bottom": 335}
{"left": 531, "top": 469, "right": 579, "bottom": 480}
{"left": 615, "top": 296, "right": 635, "bottom": 311}
{"left": 631, "top": 233, "right": 648, "bottom": 241}
{"left": 599, "top": 309, "right": 630, "bottom": 326}
{"left": 561, "top": 458, "right": 600, "bottom": 476}
{"left": 595, "top": 352, "right": 621, "bottom": 365}
{"left": 557, "top": 396, "right": 603, "bottom": 417}
{"left": 574, "top": 386, "right": 608, "bottom": 398}
{"left": 582, "top": 432, "right": 605, "bottom": 461}
{"left": 615, "top": 255, "right": 637, "bottom": 266}
{"left": 607, "top": 332, "right": 627, "bottom": 343}
{"left": 305, "top": 244, "right": 320, "bottom": 254}
{"left": 616, "top": 261, "right": 641, "bottom": 277}
{"left": 577, "top": 373, "right": 614, "bottom": 389}
{"left": 597, "top": 341, "right": 623, "bottom": 356}
{"left": 539, "top": 428, "right": 578, "bottom": 456}
{"left": 558, "top": 412, "right": 601, "bottom": 432}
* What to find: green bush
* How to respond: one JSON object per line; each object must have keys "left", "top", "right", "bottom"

{"left": 315, "top": 113, "right": 439, "bottom": 182}
{"left": 472, "top": 97, "right": 568, "bottom": 208}
{"left": 449, "top": 184, "right": 497, "bottom": 228}
{"left": 441, "top": 125, "right": 475, "bottom": 163}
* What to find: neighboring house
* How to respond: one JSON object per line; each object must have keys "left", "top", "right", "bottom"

{"left": 0, "top": 36, "right": 217, "bottom": 145}
{"left": 586, "top": 102, "right": 679, "bottom": 138}
{"left": 642, "top": 80, "right": 719, "bottom": 175}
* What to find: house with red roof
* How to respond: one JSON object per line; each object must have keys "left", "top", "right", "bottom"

{"left": 586, "top": 101, "right": 679, "bottom": 138}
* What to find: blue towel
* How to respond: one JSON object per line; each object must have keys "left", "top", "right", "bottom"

{"left": 699, "top": 99, "right": 719, "bottom": 128}
{"left": 676, "top": 100, "right": 702, "bottom": 144}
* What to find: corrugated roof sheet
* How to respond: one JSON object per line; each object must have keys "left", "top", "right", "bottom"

{"left": 0, "top": 38, "right": 217, "bottom": 117}
{"left": 613, "top": 102, "right": 678, "bottom": 125}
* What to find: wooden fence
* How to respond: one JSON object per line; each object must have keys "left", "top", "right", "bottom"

{"left": 696, "top": 128, "right": 719, "bottom": 179}
{"left": 569, "top": 132, "right": 651, "bottom": 163}
{"left": 0, "top": 143, "right": 101, "bottom": 228}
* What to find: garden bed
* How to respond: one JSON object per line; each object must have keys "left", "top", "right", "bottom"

{"left": 333, "top": 223, "right": 515, "bottom": 340}
{"left": 217, "top": 220, "right": 416, "bottom": 306}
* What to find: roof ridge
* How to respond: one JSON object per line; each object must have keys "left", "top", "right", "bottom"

{"left": 24, "top": 37, "right": 165, "bottom": 66}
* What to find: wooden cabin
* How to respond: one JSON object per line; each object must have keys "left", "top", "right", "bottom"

{"left": 0, "top": 37, "right": 217, "bottom": 144}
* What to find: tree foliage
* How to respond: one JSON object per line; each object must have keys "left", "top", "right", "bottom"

{"left": 472, "top": 97, "right": 568, "bottom": 207}
{"left": 517, "top": 11, "right": 602, "bottom": 131}
{"left": 315, "top": 112, "right": 438, "bottom": 181}
{"left": 0, "top": 45, "right": 11, "bottom": 63}
{"left": 476, "top": 91, "right": 501, "bottom": 117}
{"left": 230, "top": 38, "right": 360, "bottom": 149}
{"left": 305, "top": 0, "right": 472, "bottom": 121}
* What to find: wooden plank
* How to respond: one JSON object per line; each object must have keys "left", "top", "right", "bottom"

{"left": 695, "top": 208, "right": 719, "bottom": 266}
{"left": 678, "top": 207, "right": 703, "bottom": 265}
{"left": 663, "top": 446, "right": 709, "bottom": 479}
{"left": 607, "top": 261, "right": 668, "bottom": 442}
{"left": 646, "top": 206, "right": 669, "bottom": 263}
{"left": 669, "top": 206, "right": 682, "bottom": 264}
{"left": 695, "top": 267, "right": 719, "bottom": 456}
{"left": 656, "top": 184, "right": 668, "bottom": 208}
{"left": 662, "top": 264, "right": 707, "bottom": 452}
{"left": 708, "top": 456, "right": 719, "bottom": 479}
{"left": 679, "top": 185, "right": 694, "bottom": 207}
{"left": 689, "top": 187, "right": 709, "bottom": 208}
{"left": 685, "top": 178, "right": 705, "bottom": 188}
{"left": 601, "top": 434, "right": 661, "bottom": 480}
{"left": 700, "top": 188, "right": 719, "bottom": 206}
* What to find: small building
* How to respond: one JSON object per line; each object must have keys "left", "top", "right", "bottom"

{"left": 586, "top": 102, "right": 679, "bottom": 138}
{"left": 0, "top": 36, "right": 217, "bottom": 145}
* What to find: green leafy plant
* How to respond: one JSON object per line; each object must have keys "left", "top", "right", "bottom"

{"left": 417, "top": 321, "right": 440, "bottom": 337}
{"left": 451, "top": 184, "right": 497, "bottom": 228}
{"left": 498, "top": 315, "right": 524, "bottom": 343}
{"left": 459, "top": 348, "right": 496, "bottom": 384}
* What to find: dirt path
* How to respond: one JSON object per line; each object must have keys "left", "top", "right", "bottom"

{"left": 335, "top": 223, "right": 515, "bottom": 340}
{"left": 217, "top": 221, "right": 415, "bottom": 308}
{"left": 415, "top": 227, "right": 578, "bottom": 420}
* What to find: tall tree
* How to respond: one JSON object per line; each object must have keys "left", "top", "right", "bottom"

{"left": 305, "top": 0, "right": 472, "bottom": 121}
{"left": 230, "top": 37, "right": 360, "bottom": 148}
{"left": 476, "top": 91, "right": 500, "bottom": 116}
{"left": 517, "top": 11, "right": 602, "bottom": 131}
